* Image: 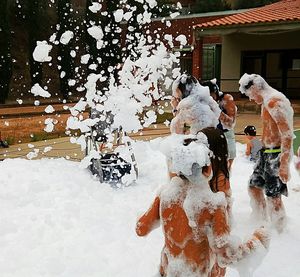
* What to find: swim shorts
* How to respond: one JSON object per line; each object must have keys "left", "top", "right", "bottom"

{"left": 249, "top": 149, "right": 288, "bottom": 197}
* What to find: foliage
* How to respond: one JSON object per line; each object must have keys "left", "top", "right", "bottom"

{"left": 0, "top": 0, "right": 282, "bottom": 105}
{"left": 193, "top": 0, "right": 230, "bottom": 13}
{"left": 57, "top": 0, "right": 74, "bottom": 100}
{"left": 233, "top": 0, "right": 279, "bottom": 9}
{"left": 23, "top": 0, "right": 48, "bottom": 86}
{"left": 152, "top": 0, "right": 179, "bottom": 17}
{"left": 0, "top": 0, "right": 12, "bottom": 104}
{"left": 30, "top": 132, "right": 61, "bottom": 142}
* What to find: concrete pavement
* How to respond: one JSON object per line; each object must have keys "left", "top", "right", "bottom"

{"left": 1, "top": 112, "right": 300, "bottom": 161}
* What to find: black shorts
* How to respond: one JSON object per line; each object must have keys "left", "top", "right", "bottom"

{"left": 249, "top": 149, "right": 288, "bottom": 197}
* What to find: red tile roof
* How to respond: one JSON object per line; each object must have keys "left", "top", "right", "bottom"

{"left": 194, "top": 0, "right": 300, "bottom": 29}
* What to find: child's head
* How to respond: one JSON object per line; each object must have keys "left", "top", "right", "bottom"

{"left": 244, "top": 125, "right": 257, "bottom": 137}
{"left": 172, "top": 74, "right": 199, "bottom": 100}
{"left": 161, "top": 134, "right": 211, "bottom": 182}
{"left": 201, "top": 78, "right": 222, "bottom": 101}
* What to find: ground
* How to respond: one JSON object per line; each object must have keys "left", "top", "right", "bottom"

{"left": 0, "top": 141, "right": 300, "bottom": 277}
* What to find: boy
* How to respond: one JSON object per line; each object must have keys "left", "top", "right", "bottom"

{"left": 244, "top": 125, "right": 262, "bottom": 162}
{"left": 239, "top": 73, "right": 293, "bottom": 232}
{"left": 136, "top": 134, "right": 269, "bottom": 277}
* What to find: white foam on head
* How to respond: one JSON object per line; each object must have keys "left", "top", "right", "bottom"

{"left": 239, "top": 73, "right": 267, "bottom": 96}
{"left": 159, "top": 134, "right": 211, "bottom": 176}
{"left": 172, "top": 74, "right": 211, "bottom": 99}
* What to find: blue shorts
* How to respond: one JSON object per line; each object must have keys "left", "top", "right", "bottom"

{"left": 249, "top": 149, "right": 288, "bottom": 197}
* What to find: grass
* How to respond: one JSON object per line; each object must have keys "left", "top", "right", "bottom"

{"left": 4, "top": 136, "right": 15, "bottom": 145}
{"left": 30, "top": 132, "right": 65, "bottom": 142}
{"left": 156, "top": 112, "right": 173, "bottom": 124}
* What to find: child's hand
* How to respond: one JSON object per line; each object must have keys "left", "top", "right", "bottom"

{"left": 253, "top": 226, "right": 270, "bottom": 249}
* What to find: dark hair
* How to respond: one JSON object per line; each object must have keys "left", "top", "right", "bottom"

{"left": 183, "top": 137, "right": 198, "bottom": 146}
{"left": 179, "top": 137, "right": 198, "bottom": 181}
{"left": 199, "top": 127, "right": 229, "bottom": 192}
{"left": 244, "top": 80, "right": 254, "bottom": 90}
{"left": 244, "top": 125, "right": 256, "bottom": 136}
{"left": 201, "top": 80, "right": 222, "bottom": 101}
{"left": 177, "top": 74, "right": 198, "bottom": 99}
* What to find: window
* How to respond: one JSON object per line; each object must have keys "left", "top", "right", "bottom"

{"left": 202, "top": 45, "right": 221, "bottom": 82}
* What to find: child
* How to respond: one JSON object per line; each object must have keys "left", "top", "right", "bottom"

{"left": 136, "top": 134, "right": 269, "bottom": 277}
{"left": 170, "top": 74, "right": 221, "bottom": 134}
{"left": 201, "top": 79, "right": 237, "bottom": 170}
{"left": 244, "top": 125, "right": 262, "bottom": 162}
{"left": 239, "top": 73, "right": 293, "bottom": 233}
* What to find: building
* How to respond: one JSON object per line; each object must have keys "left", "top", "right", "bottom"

{"left": 193, "top": 0, "right": 300, "bottom": 99}
{"left": 149, "top": 9, "right": 245, "bottom": 85}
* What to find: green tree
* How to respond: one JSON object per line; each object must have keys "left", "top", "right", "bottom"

{"left": 99, "top": 1, "right": 122, "bottom": 77}
{"left": 153, "top": 0, "right": 178, "bottom": 17}
{"left": 0, "top": 0, "right": 12, "bottom": 104}
{"left": 85, "top": 0, "right": 122, "bottom": 91}
{"left": 122, "top": 0, "right": 144, "bottom": 60}
{"left": 24, "top": 0, "right": 47, "bottom": 86}
{"left": 233, "top": 0, "right": 279, "bottom": 9}
{"left": 57, "top": 0, "right": 74, "bottom": 100}
{"left": 193, "top": 0, "right": 230, "bottom": 13}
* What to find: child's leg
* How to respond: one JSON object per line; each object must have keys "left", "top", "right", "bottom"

{"left": 210, "top": 262, "right": 226, "bottom": 277}
{"left": 248, "top": 186, "right": 267, "bottom": 221}
{"left": 267, "top": 196, "right": 286, "bottom": 233}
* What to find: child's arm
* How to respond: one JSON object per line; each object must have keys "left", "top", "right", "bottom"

{"left": 267, "top": 99, "right": 293, "bottom": 182}
{"left": 219, "top": 94, "right": 236, "bottom": 129}
{"left": 211, "top": 207, "right": 269, "bottom": 267}
{"left": 245, "top": 141, "right": 251, "bottom": 157}
{"left": 136, "top": 196, "right": 160, "bottom": 236}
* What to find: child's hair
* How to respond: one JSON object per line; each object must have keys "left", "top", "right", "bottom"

{"left": 176, "top": 74, "right": 198, "bottom": 99}
{"left": 199, "top": 127, "right": 229, "bottom": 191}
{"left": 201, "top": 79, "right": 222, "bottom": 101}
{"left": 244, "top": 125, "right": 257, "bottom": 136}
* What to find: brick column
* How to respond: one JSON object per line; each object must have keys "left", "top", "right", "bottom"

{"left": 192, "top": 37, "right": 203, "bottom": 80}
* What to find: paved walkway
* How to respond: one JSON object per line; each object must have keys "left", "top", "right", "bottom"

{"left": 1, "top": 98, "right": 300, "bottom": 160}
{"left": 1, "top": 112, "right": 300, "bottom": 161}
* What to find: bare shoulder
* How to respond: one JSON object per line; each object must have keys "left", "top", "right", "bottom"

{"left": 267, "top": 97, "right": 282, "bottom": 108}
{"left": 223, "top": 94, "right": 234, "bottom": 102}
{"left": 265, "top": 96, "right": 293, "bottom": 121}
{"left": 266, "top": 96, "right": 292, "bottom": 111}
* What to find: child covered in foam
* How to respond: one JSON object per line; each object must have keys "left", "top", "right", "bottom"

{"left": 136, "top": 133, "right": 270, "bottom": 277}
{"left": 170, "top": 74, "right": 221, "bottom": 134}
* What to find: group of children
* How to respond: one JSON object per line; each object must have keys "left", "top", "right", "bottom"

{"left": 135, "top": 74, "right": 273, "bottom": 276}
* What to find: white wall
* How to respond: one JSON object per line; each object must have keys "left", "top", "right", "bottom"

{"left": 220, "top": 30, "right": 300, "bottom": 94}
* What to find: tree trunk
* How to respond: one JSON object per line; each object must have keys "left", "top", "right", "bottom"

{"left": 0, "top": 0, "right": 12, "bottom": 104}
{"left": 57, "top": 0, "right": 74, "bottom": 100}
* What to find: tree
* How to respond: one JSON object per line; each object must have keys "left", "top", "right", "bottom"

{"left": 24, "top": 0, "right": 47, "bottom": 86}
{"left": 153, "top": 0, "right": 178, "bottom": 17}
{"left": 122, "top": 0, "right": 145, "bottom": 60}
{"left": 0, "top": 0, "right": 12, "bottom": 104}
{"left": 85, "top": 0, "right": 122, "bottom": 92}
{"left": 57, "top": 0, "right": 74, "bottom": 100}
{"left": 193, "top": 0, "right": 230, "bottom": 13}
{"left": 233, "top": 0, "right": 279, "bottom": 9}
{"left": 98, "top": 1, "right": 122, "bottom": 77}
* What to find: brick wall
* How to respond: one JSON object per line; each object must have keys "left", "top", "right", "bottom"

{"left": 0, "top": 112, "right": 88, "bottom": 144}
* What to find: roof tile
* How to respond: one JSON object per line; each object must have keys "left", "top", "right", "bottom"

{"left": 194, "top": 0, "right": 300, "bottom": 28}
